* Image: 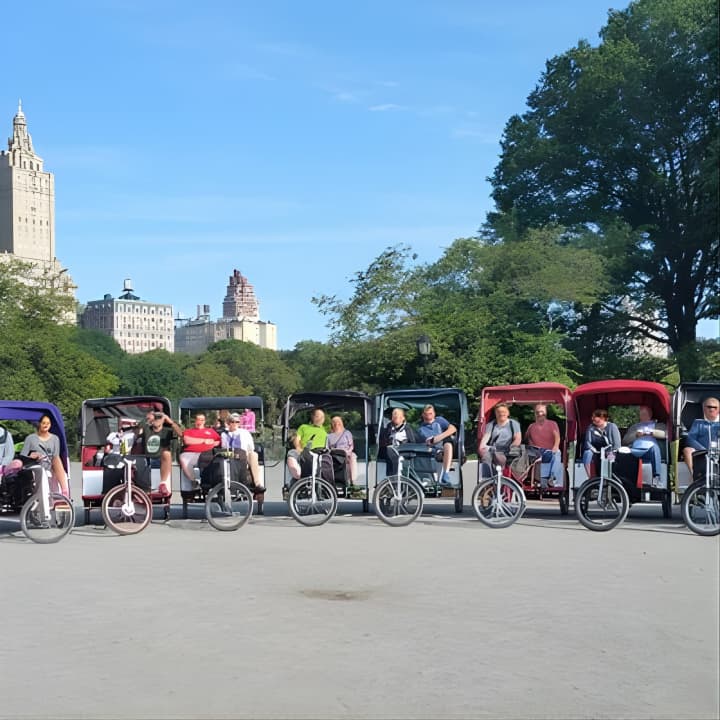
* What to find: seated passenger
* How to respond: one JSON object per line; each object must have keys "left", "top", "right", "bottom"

{"left": 478, "top": 403, "right": 522, "bottom": 470}
{"left": 105, "top": 418, "right": 138, "bottom": 456}
{"left": 180, "top": 413, "right": 220, "bottom": 489}
{"left": 286, "top": 430, "right": 304, "bottom": 480}
{"left": 622, "top": 405, "right": 666, "bottom": 487}
{"left": 683, "top": 397, "right": 720, "bottom": 474}
{"left": 239, "top": 407, "right": 256, "bottom": 433}
{"left": 297, "top": 408, "right": 328, "bottom": 449}
{"left": 417, "top": 404, "right": 457, "bottom": 487}
{"left": 221, "top": 413, "right": 265, "bottom": 493}
{"left": 135, "top": 411, "right": 183, "bottom": 497}
{"left": 327, "top": 415, "right": 358, "bottom": 484}
{"left": 582, "top": 409, "right": 621, "bottom": 478}
{"left": 20, "top": 413, "right": 69, "bottom": 496}
{"left": 0, "top": 424, "right": 22, "bottom": 478}
{"left": 525, "top": 403, "right": 564, "bottom": 489}
{"left": 378, "top": 408, "right": 420, "bottom": 476}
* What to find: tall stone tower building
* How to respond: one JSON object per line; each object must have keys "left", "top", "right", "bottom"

{"left": 222, "top": 269, "right": 260, "bottom": 320}
{"left": 0, "top": 101, "right": 56, "bottom": 261}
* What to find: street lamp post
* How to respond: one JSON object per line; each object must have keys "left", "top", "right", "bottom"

{"left": 416, "top": 334, "right": 431, "bottom": 387}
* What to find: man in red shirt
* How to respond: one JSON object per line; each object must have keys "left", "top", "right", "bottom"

{"left": 180, "top": 414, "right": 220, "bottom": 488}
{"left": 525, "top": 403, "right": 564, "bottom": 489}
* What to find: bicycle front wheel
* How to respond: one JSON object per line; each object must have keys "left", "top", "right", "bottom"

{"left": 372, "top": 476, "right": 424, "bottom": 527}
{"left": 574, "top": 477, "right": 629, "bottom": 532}
{"left": 102, "top": 485, "right": 153, "bottom": 535}
{"left": 20, "top": 492, "right": 75, "bottom": 544}
{"left": 681, "top": 481, "right": 720, "bottom": 536}
{"left": 287, "top": 477, "right": 338, "bottom": 527}
{"left": 471, "top": 477, "right": 526, "bottom": 528}
{"left": 205, "top": 481, "right": 253, "bottom": 531}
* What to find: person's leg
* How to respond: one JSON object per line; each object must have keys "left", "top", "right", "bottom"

{"left": 683, "top": 446, "right": 695, "bottom": 473}
{"left": 386, "top": 446, "right": 399, "bottom": 475}
{"left": 348, "top": 452, "right": 357, "bottom": 484}
{"left": 441, "top": 440, "right": 453, "bottom": 472}
{"left": 51, "top": 456, "right": 69, "bottom": 495}
{"left": 179, "top": 451, "right": 200, "bottom": 483}
{"left": 552, "top": 450, "right": 564, "bottom": 487}
{"left": 582, "top": 449, "right": 595, "bottom": 479}
{"left": 247, "top": 450, "right": 264, "bottom": 489}
{"left": 645, "top": 444, "right": 661, "bottom": 480}
{"left": 159, "top": 450, "right": 172, "bottom": 495}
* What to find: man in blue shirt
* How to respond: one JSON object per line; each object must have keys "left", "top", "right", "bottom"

{"left": 683, "top": 397, "right": 720, "bottom": 473}
{"left": 417, "top": 404, "right": 457, "bottom": 487}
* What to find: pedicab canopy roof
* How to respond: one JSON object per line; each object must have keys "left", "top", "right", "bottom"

{"left": 478, "top": 383, "right": 574, "bottom": 423}
{"left": 79, "top": 396, "right": 171, "bottom": 447}
{"left": 672, "top": 381, "right": 720, "bottom": 436}
{"left": 572, "top": 380, "right": 671, "bottom": 439}
{"left": 281, "top": 391, "right": 372, "bottom": 428}
{"left": 178, "top": 396, "right": 264, "bottom": 422}
{"left": 375, "top": 387, "right": 469, "bottom": 425}
{"left": 0, "top": 400, "right": 70, "bottom": 471}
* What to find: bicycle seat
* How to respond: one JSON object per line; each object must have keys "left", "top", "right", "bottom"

{"left": 396, "top": 443, "right": 434, "bottom": 458}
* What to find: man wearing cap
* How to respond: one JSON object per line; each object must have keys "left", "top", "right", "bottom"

{"left": 221, "top": 413, "right": 265, "bottom": 493}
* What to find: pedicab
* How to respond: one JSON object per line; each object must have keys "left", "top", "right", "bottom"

{"left": 0, "top": 400, "right": 75, "bottom": 543}
{"left": 475, "top": 383, "right": 574, "bottom": 526}
{"left": 177, "top": 396, "right": 266, "bottom": 529}
{"left": 373, "top": 387, "right": 468, "bottom": 526}
{"left": 672, "top": 382, "right": 720, "bottom": 536}
{"left": 79, "top": 396, "right": 173, "bottom": 529}
{"left": 281, "top": 390, "right": 372, "bottom": 526}
{"left": 571, "top": 380, "right": 673, "bottom": 531}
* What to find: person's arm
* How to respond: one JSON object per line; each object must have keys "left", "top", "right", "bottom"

{"left": 622, "top": 424, "right": 636, "bottom": 446}
{"left": 685, "top": 420, "right": 706, "bottom": 451}
{"left": 608, "top": 423, "right": 622, "bottom": 450}
{"left": 551, "top": 423, "right": 561, "bottom": 452}
{"left": 478, "top": 425, "right": 492, "bottom": 452}
{"left": 430, "top": 417, "right": 456, "bottom": 444}
{"left": 652, "top": 422, "right": 667, "bottom": 440}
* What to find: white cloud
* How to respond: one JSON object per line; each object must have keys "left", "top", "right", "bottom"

{"left": 368, "top": 103, "right": 404, "bottom": 112}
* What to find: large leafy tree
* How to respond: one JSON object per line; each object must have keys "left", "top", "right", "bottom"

{"left": 488, "top": 0, "right": 719, "bottom": 380}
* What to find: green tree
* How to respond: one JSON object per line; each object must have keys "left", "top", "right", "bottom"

{"left": 488, "top": 0, "right": 719, "bottom": 380}
{"left": 205, "top": 340, "right": 301, "bottom": 421}
{"left": 117, "top": 350, "right": 192, "bottom": 405}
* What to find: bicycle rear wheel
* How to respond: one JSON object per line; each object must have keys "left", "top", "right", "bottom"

{"left": 372, "top": 476, "right": 424, "bottom": 527}
{"left": 288, "top": 477, "right": 338, "bottom": 527}
{"left": 205, "top": 480, "right": 253, "bottom": 531}
{"left": 574, "top": 477, "right": 629, "bottom": 531}
{"left": 102, "top": 485, "right": 153, "bottom": 535}
{"left": 20, "top": 492, "right": 75, "bottom": 544}
{"left": 681, "top": 481, "right": 720, "bottom": 536}
{"left": 471, "top": 476, "right": 525, "bottom": 528}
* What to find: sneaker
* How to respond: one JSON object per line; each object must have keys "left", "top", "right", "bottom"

{"left": 439, "top": 472, "right": 455, "bottom": 487}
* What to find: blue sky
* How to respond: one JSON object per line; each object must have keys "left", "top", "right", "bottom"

{"left": 3, "top": 0, "right": 717, "bottom": 348}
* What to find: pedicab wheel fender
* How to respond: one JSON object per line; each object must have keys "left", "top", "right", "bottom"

{"left": 558, "top": 490, "right": 569, "bottom": 516}
{"left": 20, "top": 492, "right": 75, "bottom": 544}
{"left": 101, "top": 485, "right": 153, "bottom": 535}
{"left": 680, "top": 481, "right": 720, "bottom": 537}
{"left": 574, "top": 477, "right": 629, "bottom": 532}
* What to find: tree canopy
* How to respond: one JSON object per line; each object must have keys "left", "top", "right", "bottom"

{"left": 488, "top": 0, "right": 719, "bottom": 380}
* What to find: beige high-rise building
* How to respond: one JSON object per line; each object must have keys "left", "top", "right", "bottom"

{"left": 0, "top": 102, "right": 75, "bottom": 312}
{"left": 81, "top": 279, "right": 175, "bottom": 354}
{"left": 174, "top": 269, "right": 277, "bottom": 354}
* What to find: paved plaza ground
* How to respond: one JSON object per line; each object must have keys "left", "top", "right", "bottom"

{"left": 0, "top": 462, "right": 718, "bottom": 720}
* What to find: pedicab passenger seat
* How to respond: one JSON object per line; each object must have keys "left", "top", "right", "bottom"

{"left": 397, "top": 443, "right": 439, "bottom": 491}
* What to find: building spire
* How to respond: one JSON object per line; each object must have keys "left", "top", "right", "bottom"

{"left": 7, "top": 100, "right": 39, "bottom": 163}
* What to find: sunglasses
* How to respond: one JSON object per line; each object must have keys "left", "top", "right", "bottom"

{"left": 705, "top": 405, "right": 718, "bottom": 409}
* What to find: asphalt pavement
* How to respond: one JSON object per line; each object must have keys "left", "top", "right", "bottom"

{"left": 0, "top": 461, "right": 718, "bottom": 720}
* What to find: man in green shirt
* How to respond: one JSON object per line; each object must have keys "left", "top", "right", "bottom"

{"left": 297, "top": 408, "right": 327, "bottom": 449}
